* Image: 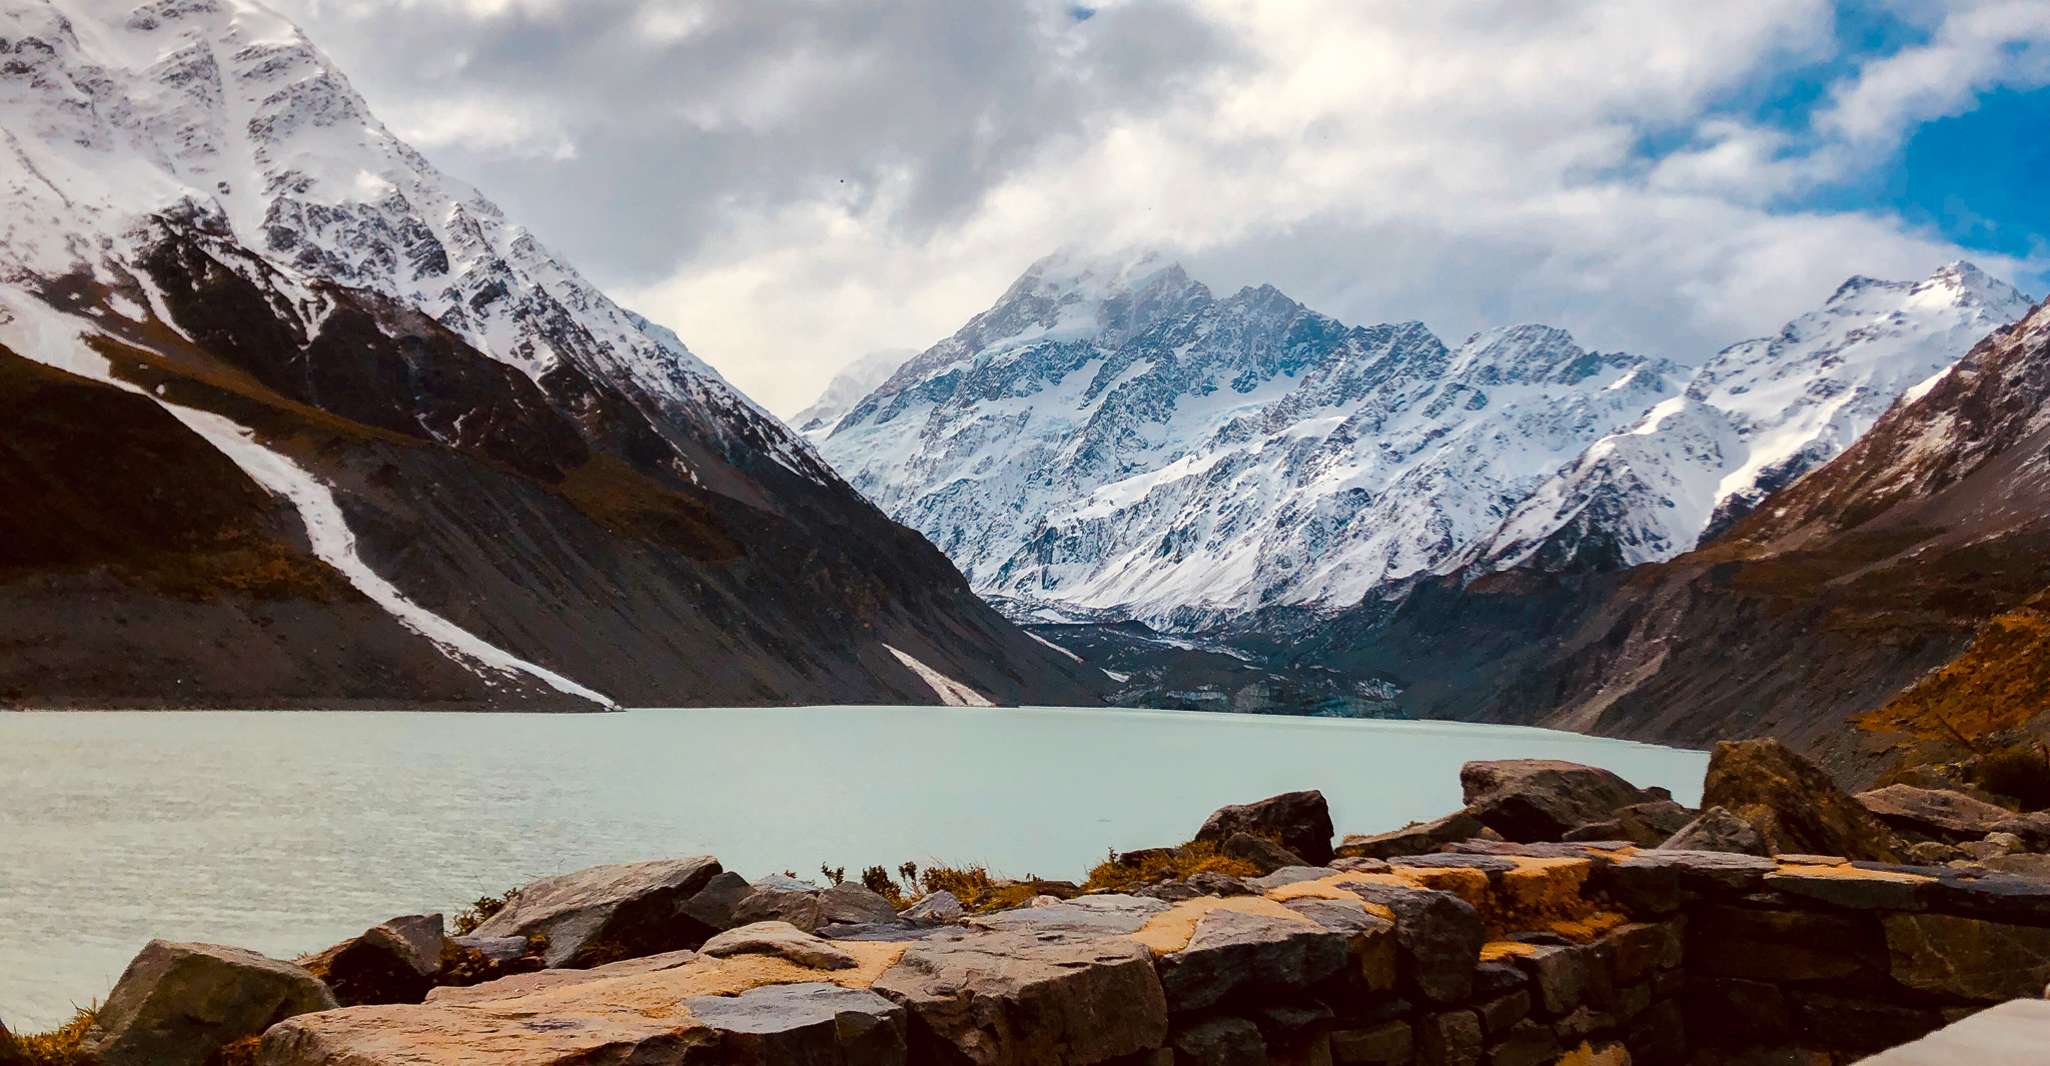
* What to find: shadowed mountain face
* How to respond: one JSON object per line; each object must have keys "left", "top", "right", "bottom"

{"left": 0, "top": 0, "right": 1100, "bottom": 710}
{"left": 1304, "top": 299, "right": 2050, "bottom": 784}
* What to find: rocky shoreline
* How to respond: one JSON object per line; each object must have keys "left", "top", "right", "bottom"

{"left": 8, "top": 739, "right": 2049, "bottom": 1066}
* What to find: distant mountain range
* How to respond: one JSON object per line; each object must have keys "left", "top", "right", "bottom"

{"left": 0, "top": 0, "right": 1098, "bottom": 709}
{"left": 815, "top": 250, "right": 2028, "bottom": 629}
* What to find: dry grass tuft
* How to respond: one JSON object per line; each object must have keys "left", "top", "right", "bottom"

{"left": 0, "top": 1007, "right": 98, "bottom": 1066}
{"left": 450, "top": 887, "right": 521, "bottom": 935}
{"left": 1080, "top": 839, "right": 1259, "bottom": 894}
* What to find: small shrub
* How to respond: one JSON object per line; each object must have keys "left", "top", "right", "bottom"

{"left": 1975, "top": 743, "right": 2050, "bottom": 810}
{"left": 0, "top": 1007, "right": 97, "bottom": 1066}
{"left": 450, "top": 887, "right": 521, "bottom": 936}
{"left": 918, "top": 865, "right": 1041, "bottom": 913}
{"left": 1080, "top": 839, "right": 1258, "bottom": 893}
{"left": 205, "top": 1036, "right": 262, "bottom": 1066}
{"left": 859, "top": 865, "right": 905, "bottom": 907}
{"left": 819, "top": 864, "right": 847, "bottom": 887}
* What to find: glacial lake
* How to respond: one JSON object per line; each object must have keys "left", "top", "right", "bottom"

{"left": 0, "top": 706, "right": 1707, "bottom": 1029}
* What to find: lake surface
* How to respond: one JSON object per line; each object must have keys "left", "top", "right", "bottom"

{"left": 0, "top": 706, "right": 1706, "bottom": 1029}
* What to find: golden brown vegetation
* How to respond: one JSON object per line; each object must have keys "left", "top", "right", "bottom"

{"left": 450, "top": 888, "right": 522, "bottom": 936}
{"left": 1080, "top": 840, "right": 1259, "bottom": 894}
{"left": 0, "top": 1007, "right": 96, "bottom": 1066}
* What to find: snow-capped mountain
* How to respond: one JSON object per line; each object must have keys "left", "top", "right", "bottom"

{"left": 822, "top": 249, "right": 1685, "bottom": 627}
{"left": 0, "top": 0, "right": 1099, "bottom": 709}
{"left": 792, "top": 348, "right": 914, "bottom": 438}
{"left": 1465, "top": 262, "right": 2034, "bottom": 574}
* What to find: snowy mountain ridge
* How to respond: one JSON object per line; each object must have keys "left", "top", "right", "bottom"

{"left": 822, "top": 251, "right": 2031, "bottom": 630}
{"left": 0, "top": 0, "right": 821, "bottom": 481}
{"left": 821, "top": 249, "right": 1689, "bottom": 627}
{"left": 1463, "top": 260, "right": 2035, "bottom": 575}
{"left": 792, "top": 347, "right": 914, "bottom": 439}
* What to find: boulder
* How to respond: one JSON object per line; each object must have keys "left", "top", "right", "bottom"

{"left": 1340, "top": 883, "right": 1486, "bottom": 1004}
{"left": 83, "top": 940, "right": 337, "bottom": 1066}
{"left": 1459, "top": 761, "right": 1655, "bottom": 843}
{"left": 870, "top": 929, "right": 1169, "bottom": 1064}
{"left": 682, "top": 982, "right": 907, "bottom": 1064}
{"left": 1337, "top": 810, "right": 1486, "bottom": 860}
{"left": 901, "top": 891, "right": 963, "bottom": 925}
{"left": 1221, "top": 832, "right": 1310, "bottom": 874}
{"left": 1195, "top": 790, "right": 1336, "bottom": 866}
{"left": 423, "top": 949, "right": 698, "bottom": 1006}
{"left": 299, "top": 913, "right": 446, "bottom": 1007}
{"left": 819, "top": 882, "right": 904, "bottom": 927}
{"left": 1172, "top": 1016, "right": 1267, "bottom": 1066}
{"left": 1700, "top": 739, "right": 1902, "bottom": 861}
{"left": 1884, "top": 913, "right": 2050, "bottom": 1002}
{"left": 1657, "top": 806, "right": 1767, "bottom": 855}
{"left": 1563, "top": 800, "right": 1697, "bottom": 847}
{"left": 1155, "top": 907, "right": 1351, "bottom": 1013}
{"left": 732, "top": 875, "right": 828, "bottom": 930}
{"left": 469, "top": 856, "right": 727, "bottom": 967}
{"left": 700, "top": 921, "right": 859, "bottom": 970}
{"left": 1856, "top": 785, "right": 2018, "bottom": 843}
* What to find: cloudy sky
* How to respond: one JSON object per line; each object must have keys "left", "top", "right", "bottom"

{"left": 274, "top": 0, "right": 2049, "bottom": 416}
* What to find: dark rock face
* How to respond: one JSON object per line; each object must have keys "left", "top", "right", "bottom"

{"left": 1459, "top": 761, "right": 1656, "bottom": 843}
{"left": 1342, "top": 883, "right": 1486, "bottom": 1004}
{"left": 1338, "top": 810, "right": 1488, "bottom": 859}
{"left": 1657, "top": 806, "right": 1768, "bottom": 855}
{"left": 1220, "top": 832, "right": 1310, "bottom": 874}
{"left": 1564, "top": 800, "right": 1696, "bottom": 847}
{"left": 299, "top": 914, "right": 446, "bottom": 1006}
{"left": 1701, "top": 739, "right": 1903, "bottom": 860}
{"left": 1194, "top": 790, "right": 1336, "bottom": 866}
{"left": 469, "top": 857, "right": 726, "bottom": 967}
{"left": 1154, "top": 907, "right": 1351, "bottom": 1013}
{"left": 870, "top": 930, "right": 1170, "bottom": 1065}
{"left": 83, "top": 940, "right": 336, "bottom": 1066}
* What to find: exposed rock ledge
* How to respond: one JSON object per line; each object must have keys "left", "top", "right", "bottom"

{"left": 26, "top": 740, "right": 2050, "bottom": 1066}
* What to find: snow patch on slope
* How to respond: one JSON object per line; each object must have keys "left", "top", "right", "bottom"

{"left": 882, "top": 644, "right": 995, "bottom": 707}
{"left": 166, "top": 404, "right": 619, "bottom": 708}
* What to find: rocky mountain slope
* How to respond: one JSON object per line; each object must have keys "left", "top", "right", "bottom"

{"left": 0, "top": 0, "right": 1100, "bottom": 709}
{"left": 1312, "top": 297, "right": 2050, "bottom": 784}
{"left": 822, "top": 250, "right": 1686, "bottom": 628}
{"left": 1464, "top": 262, "right": 2033, "bottom": 575}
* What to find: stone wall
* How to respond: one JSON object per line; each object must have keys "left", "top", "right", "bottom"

{"left": 230, "top": 842, "right": 2050, "bottom": 1066}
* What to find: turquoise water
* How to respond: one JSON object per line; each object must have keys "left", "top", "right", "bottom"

{"left": 0, "top": 706, "right": 1706, "bottom": 1029}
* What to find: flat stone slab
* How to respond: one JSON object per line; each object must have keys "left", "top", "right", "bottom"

{"left": 1862, "top": 999, "right": 2050, "bottom": 1065}
{"left": 701, "top": 921, "right": 859, "bottom": 970}
{"left": 964, "top": 893, "right": 1167, "bottom": 936}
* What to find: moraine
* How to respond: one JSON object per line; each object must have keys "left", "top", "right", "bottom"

{"left": 0, "top": 705, "right": 1707, "bottom": 1029}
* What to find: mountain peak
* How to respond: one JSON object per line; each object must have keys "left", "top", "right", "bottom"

{"left": 1916, "top": 259, "right": 2033, "bottom": 312}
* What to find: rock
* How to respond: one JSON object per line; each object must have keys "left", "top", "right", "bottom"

{"left": 1689, "top": 906, "right": 1886, "bottom": 984}
{"left": 1514, "top": 944, "right": 1589, "bottom": 1015}
{"left": 1904, "top": 841, "right": 1965, "bottom": 865}
{"left": 1700, "top": 739, "right": 1903, "bottom": 861}
{"left": 1884, "top": 913, "right": 2050, "bottom": 1002}
{"left": 966, "top": 894, "right": 1166, "bottom": 937}
{"left": 83, "top": 940, "right": 337, "bottom": 1066}
{"left": 1414, "top": 1010, "right": 1482, "bottom": 1066}
{"left": 1336, "top": 810, "right": 1486, "bottom": 859}
{"left": 1475, "top": 989, "right": 1532, "bottom": 1035}
{"left": 1563, "top": 800, "right": 1697, "bottom": 847}
{"left": 1991, "top": 811, "right": 2050, "bottom": 850}
{"left": 1485, "top": 1019, "right": 1560, "bottom": 1066}
{"left": 1763, "top": 864, "right": 1930, "bottom": 910}
{"left": 1787, "top": 991, "right": 1945, "bottom": 1055}
{"left": 678, "top": 870, "right": 753, "bottom": 932}
{"left": 299, "top": 913, "right": 446, "bottom": 1007}
{"left": 1329, "top": 1021, "right": 1411, "bottom": 1065}
{"left": 1958, "top": 832, "right": 2025, "bottom": 860}
{"left": 871, "top": 929, "right": 1169, "bottom": 1065}
{"left": 733, "top": 875, "right": 829, "bottom": 931}
{"left": 819, "top": 882, "right": 904, "bottom": 927}
{"left": 1340, "top": 882, "right": 1486, "bottom": 1004}
{"left": 1979, "top": 852, "right": 2050, "bottom": 880}
{"left": 1458, "top": 760, "right": 1655, "bottom": 843}
{"left": 423, "top": 948, "right": 698, "bottom": 1005}
{"left": 1857, "top": 785, "right": 2019, "bottom": 843}
{"left": 901, "top": 891, "right": 963, "bottom": 924}
{"left": 1155, "top": 906, "right": 1351, "bottom": 1013}
{"left": 1222, "top": 831, "right": 1310, "bottom": 874}
{"left": 699, "top": 921, "right": 858, "bottom": 970}
{"left": 469, "top": 856, "right": 726, "bottom": 967}
{"left": 683, "top": 982, "right": 907, "bottom": 1064}
{"left": 1172, "top": 1016, "right": 1268, "bottom": 1066}
{"left": 1656, "top": 805, "right": 1767, "bottom": 855}
{"left": 1195, "top": 790, "right": 1336, "bottom": 866}
{"left": 1187, "top": 871, "right": 1257, "bottom": 897}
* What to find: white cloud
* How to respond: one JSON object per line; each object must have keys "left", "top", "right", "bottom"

{"left": 273, "top": 0, "right": 2046, "bottom": 416}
